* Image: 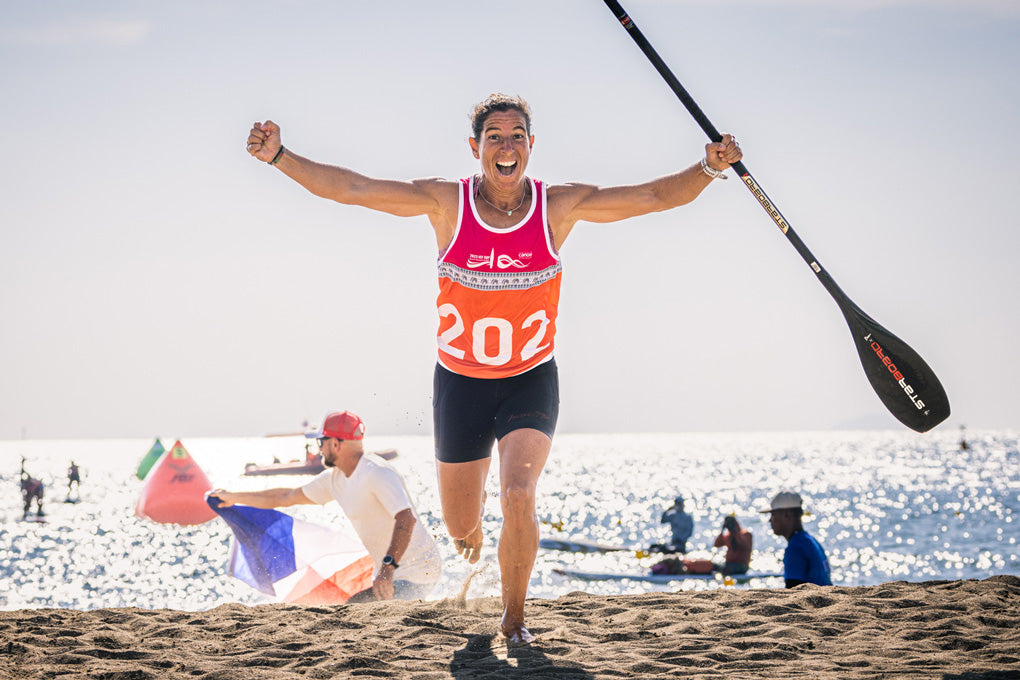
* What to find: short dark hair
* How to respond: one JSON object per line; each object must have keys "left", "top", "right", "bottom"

{"left": 470, "top": 93, "right": 532, "bottom": 143}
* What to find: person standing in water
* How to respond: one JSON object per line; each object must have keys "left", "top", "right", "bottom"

{"left": 67, "top": 461, "right": 81, "bottom": 500}
{"left": 21, "top": 473, "right": 44, "bottom": 519}
{"left": 244, "top": 93, "right": 741, "bottom": 646}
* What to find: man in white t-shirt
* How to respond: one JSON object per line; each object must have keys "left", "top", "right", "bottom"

{"left": 209, "top": 411, "right": 441, "bottom": 601}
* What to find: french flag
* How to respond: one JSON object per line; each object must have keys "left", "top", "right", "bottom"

{"left": 207, "top": 497, "right": 373, "bottom": 604}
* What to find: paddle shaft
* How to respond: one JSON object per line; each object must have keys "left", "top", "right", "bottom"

{"left": 602, "top": 0, "right": 845, "bottom": 299}
{"left": 601, "top": 0, "right": 950, "bottom": 432}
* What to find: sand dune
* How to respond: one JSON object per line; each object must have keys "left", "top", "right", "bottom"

{"left": 1, "top": 576, "right": 1017, "bottom": 679}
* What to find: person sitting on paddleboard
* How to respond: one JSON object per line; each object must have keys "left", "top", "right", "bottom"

{"left": 659, "top": 496, "right": 695, "bottom": 554}
{"left": 761, "top": 491, "right": 832, "bottom": 588}
{"left": 713, "top": 514, "right": 752, "bottom": 575}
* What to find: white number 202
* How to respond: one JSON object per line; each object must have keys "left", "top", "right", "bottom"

{"left": 438, "top": 304, "right": 550, "bottom": 366}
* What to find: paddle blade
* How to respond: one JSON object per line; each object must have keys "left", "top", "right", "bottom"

{"left": 841, "top": 304, "right": 950, "bottom": 432}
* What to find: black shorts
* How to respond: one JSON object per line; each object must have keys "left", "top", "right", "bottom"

{"left": 433, "top": 359, "right": 560, "bottom": 464}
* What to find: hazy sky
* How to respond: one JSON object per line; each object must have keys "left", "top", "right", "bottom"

{"left": 2, "top": 0, "right": 1017, "bottom": 439}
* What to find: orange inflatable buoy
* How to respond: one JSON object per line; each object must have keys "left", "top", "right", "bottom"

{"left": 135, "top": 440, "right": 217, "bottom": 525}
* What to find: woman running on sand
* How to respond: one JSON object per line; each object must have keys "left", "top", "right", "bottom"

{"left": 244, "top": 93, "right": 741, "bottom": 646}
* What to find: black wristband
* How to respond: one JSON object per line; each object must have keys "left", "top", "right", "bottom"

{"left": 269, "top": 146, "right": 286, "bottom": 165}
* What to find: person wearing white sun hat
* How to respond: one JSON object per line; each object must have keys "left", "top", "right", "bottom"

{"left": 761, "top": 491, "right": 832, "bottom": 588}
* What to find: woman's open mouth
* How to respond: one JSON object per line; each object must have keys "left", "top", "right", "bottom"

{"left": 496, "top": 161, "right": 517, "bottom": 177}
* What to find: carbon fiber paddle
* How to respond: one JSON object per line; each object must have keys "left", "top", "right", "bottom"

{"left": 603, "top": 0, "right": 950, "bottom": 432}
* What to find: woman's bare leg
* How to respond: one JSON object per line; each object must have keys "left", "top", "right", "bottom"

{"left": 496, "top": 428, "right": 551, "bottom": 646}
{"left": 436, "top": 457, "right": 491, "bottom": 563}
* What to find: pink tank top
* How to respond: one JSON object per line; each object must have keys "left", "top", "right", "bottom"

{"left": 436, "top": 177, "right": 562, "bottom": 379}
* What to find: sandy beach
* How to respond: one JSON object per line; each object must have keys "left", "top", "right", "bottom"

{"left": 1, "top": 576, "right": 1017, "bottom": 679}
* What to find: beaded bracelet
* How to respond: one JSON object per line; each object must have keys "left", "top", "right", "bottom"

{"left": 700, "top": 157, "right": 727, "bottom": 180}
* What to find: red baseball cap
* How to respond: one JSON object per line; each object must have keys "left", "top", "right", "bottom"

{"left": 305, "top": 411, "right": 365, "bottom": 441}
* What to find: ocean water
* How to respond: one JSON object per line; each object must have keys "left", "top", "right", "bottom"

{"left": 1, "top": 429, "right": 1017, "bottom": 611}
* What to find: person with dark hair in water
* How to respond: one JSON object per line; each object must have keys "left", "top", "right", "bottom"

{"left": 659, "top": 496, "right": 695, "bottom": 554}
{"left": 67, "top": 461, "right": 81, "bottom": 500}
{"left": 713, "top": 515, "right": 752, "bottom": 575}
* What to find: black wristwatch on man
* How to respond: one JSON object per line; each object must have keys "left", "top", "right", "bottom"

{"left": 382, "top": 554, "right": 399, "bottom": 569}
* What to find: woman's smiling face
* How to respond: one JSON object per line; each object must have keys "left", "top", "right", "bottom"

{"left": 469, "top": 109, "right": 534, "bottom": 188}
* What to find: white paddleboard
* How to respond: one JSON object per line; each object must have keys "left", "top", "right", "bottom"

{"left": 539, "top": 537, "right": 630, "bottom": 553}
{"left": 553, "top": 568, "right": 783, "bottom": 584}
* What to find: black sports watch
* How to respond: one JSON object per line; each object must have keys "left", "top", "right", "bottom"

{"left": 382, "top": 554, "right": 399, "bottom": 569}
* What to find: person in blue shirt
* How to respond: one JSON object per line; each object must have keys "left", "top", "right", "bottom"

{"left": 660, "top": 496, "right": 694, "bottom": 553}
{"left": 761, "top": 491, "right": 832, "bottom": 588}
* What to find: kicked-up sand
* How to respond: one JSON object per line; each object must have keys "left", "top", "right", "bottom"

{"left": 1, "top": 576, "right": 1017, "bottom": 679}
